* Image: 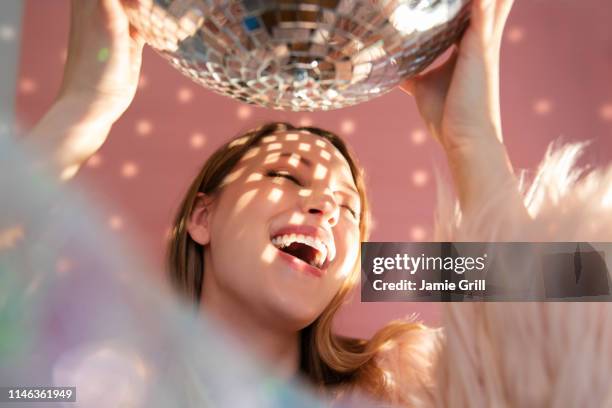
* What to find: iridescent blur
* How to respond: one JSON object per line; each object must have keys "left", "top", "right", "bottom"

{"left": 124, "top": 0, "right": 471, "bottom": 111}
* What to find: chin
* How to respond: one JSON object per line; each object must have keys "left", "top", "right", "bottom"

{"left": 264, "top": 297, "right": 325, "bottom": 331}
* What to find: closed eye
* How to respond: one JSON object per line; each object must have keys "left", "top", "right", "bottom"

{"left": 341, "top": 205, "right": 358, "bottom": 219}
{"left": 266, "top": 170, "right": 303, "bottom": 186}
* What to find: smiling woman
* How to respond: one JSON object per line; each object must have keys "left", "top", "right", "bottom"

{"left": 24, "top": 0, "right": 527, "bottom": 405}
{"left": 167, "top": 122, "right": 428, "bottom": 402}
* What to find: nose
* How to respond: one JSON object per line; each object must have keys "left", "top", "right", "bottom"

{"left": 303, "top": 188, "right": 340, "bottom": 227}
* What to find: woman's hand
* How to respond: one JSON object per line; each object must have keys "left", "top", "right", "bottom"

{"left": 59, "top": 0, "right": 144, "bottom": 123}
{"left": 400, "top": 0, "right": 528, "bottom": 220}
{"left": 28, "top": 0, "right": 144, "bottom": 180}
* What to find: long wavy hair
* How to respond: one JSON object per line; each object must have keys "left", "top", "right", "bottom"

{"left": 166, "top": 122, "right": 422, "bottom": 400}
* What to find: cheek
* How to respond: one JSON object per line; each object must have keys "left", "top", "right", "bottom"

{"left": 213, "top": 181, "right": 281, "bottom": 238}
{"left": 304, "top": 225, "right": 360, "bottom": 319}
{"left": 332, "top": 223, "right": 361, "bottom": 281}
{"left": 224, "top": 179, "right": 295, "bottom": 220}
{"left": 207, "top": 189, "right": 267, "bottom": 277}
{"left": 206, "top": 182, "right": 300, "bottom": 294}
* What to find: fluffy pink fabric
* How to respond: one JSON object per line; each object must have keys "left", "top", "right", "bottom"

{"left": 435, "top": 141, "right": 612, "bottom": 242}
{"left": 382, "top": 142, "right": 612, "bottom": 407}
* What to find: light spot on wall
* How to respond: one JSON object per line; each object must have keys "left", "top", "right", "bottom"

{"left": 86, "top": 154, "right": 102, "bottom": 168}
{"left": 411, "top": 129, "right": 427, "bottom": 145}
{"left": 138, "top": 75, "right": 148, "bottom": 89}
{"left": 410, "top": 226, "right": 426, "bottom": 241}
{"left": 237, "top": 105, "right": 252, "bottom": 119}
{"left": 177, "top": 87, "right": 194, "bottom": 103}
{"left": 135, "top": 119, "right": 153, "bottom": 136}
{"left": 190, "top": 132, "right": 206, "bottom": 149}
{"left": 412, "top": 169, "right": 429, "bottom": 187}
{"left": 121, "top": 162, "right": 139, "bottom": 179}
{"left": 506, "top": 26, "right": 525, "bottom": 43}
{"left": 599, "top": 103, "right": 612, "bottom": 122}
{"left": 340, "top": 119, "right": 356, "bottom": 134}
{"left": 19, "top": 78, "right": 37, "bottom": 94}
{"left": 533, "top": 98, "right": 553, "bottom": 115}
{"left": 299, "top": 117, "right": 313, "bottom": 127}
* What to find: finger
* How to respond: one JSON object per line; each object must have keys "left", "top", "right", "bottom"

{"left": 494, "top": 0, "right": 515, "bottom": 25}
{"left": 419, "top": 47, "right": 459, "bottom": 96}
{"left": 495, "top": 0, "right": 514, "bottom": 38}
{"left": 473, "top": 0, "right": 511, "bottom": 40}
{"left": 454, "top": 24, "right": 468, "bottom": 48}
{"left": 470, "top": 0, "right": 496, "bottom": 38}
{"left": 100, "top": 0, "right": 130, "bottom": 23}
{"left": 398, "top": 76, "right": 418, "bottom": 96}
{"left": 129, "top": 24, "right": 145, "bottom": 48}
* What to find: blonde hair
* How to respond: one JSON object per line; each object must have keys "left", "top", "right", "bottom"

{"left": 166, "top": 122, "right": 423, "bottom": 400}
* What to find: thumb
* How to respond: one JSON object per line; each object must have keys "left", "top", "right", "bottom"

{"left": 129, "top": 24, "right": 145, "bottom": 48}
{"left": 418, "top": 47, "right": 460, "bottom": 93}
{"left": 399, "top": 77, "right": 417, "bottom": 96}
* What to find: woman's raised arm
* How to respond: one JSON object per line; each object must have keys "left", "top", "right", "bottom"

{"left": 400, "top": 0, "right": 530, "bottom": 227}
{"left": 26, "top": 0, "right": 144, "bottom": 181}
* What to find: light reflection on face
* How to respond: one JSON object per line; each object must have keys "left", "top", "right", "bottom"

{"left": 201, "top": 131, "right": 362, "bottom": 330}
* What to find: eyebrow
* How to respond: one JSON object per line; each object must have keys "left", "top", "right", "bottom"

{"left": 339, "top": 180, "right": 359, "bottom": 195}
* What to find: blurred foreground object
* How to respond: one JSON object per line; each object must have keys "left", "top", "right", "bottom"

{"left": 415, "top": 142, "right": 612, "bottom": 407}
{"left": 124, "top": 0, "right": 470, "bottom": 111}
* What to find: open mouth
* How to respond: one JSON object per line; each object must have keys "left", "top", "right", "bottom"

{"left": 271, "top": 234, "right": 328, "bottom": 270}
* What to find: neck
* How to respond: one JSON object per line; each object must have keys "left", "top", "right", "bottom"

{"left": 200, "top": 273, "right": 301, "bottom": 380}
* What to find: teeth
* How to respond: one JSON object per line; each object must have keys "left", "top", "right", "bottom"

{"left": 271, "top": 233, "right": 328, "bottom": 268}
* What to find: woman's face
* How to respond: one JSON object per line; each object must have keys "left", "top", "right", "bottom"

{"left": 192, "top": 130, "right": 362, "bottom": 330}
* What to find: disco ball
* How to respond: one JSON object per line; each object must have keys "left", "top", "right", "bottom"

{"left": 124, "top": 0, "right": 471, "bottom": 111}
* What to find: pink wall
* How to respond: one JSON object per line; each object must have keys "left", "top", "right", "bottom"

{"left": 16, "top": 0, "right": 612, "bottom": 338}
